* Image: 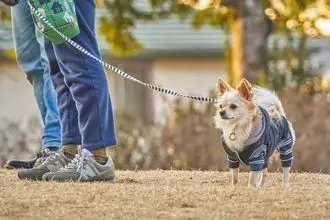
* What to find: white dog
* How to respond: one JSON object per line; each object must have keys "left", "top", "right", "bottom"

{"left": 214, "top": 78, "right": 295, "bottom": 188}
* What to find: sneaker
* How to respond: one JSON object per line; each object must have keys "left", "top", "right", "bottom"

{"left": 33, "top": 147, "right": 61, "bottom": 168}
{"left": 18, "top": 149, "right": 71, "bottom": 181}
{"left": 33, "top": 152, "right": 49, "bottom": 168}
{"left": 4, "top": 151, "right": 44, "bottom": 169}
{"left": 43, "top": 147, "right": 116, "bottom": 182}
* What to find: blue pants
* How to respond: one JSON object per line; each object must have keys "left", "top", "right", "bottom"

{"left": 11, "top": 0, "right": 61, "bottom": 149}
{"left": 44, "top": 0, "right": 117, "bottom": 150}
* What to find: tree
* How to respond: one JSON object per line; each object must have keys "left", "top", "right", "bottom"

{"left": 0, "top": 3, "right": 11, "bottom": 36}
{"left": 0, "top": 4, "right": 15, "bottom": 61}
{"left": 100, "top": 0, "right": 330, "bottom": 88}
{"left": 1, "top": 0, "right": 329, "bottom": 88}
{"left": 99, "top": 0, "right": 271, "bottom": 85}
{"left": 222, "top": 0, "right": 272, "bottom": 85}
{"left": 261, "top": 0, "right": 330, "bottom": 92}
{"left": 99, "top": 0, "right": 194, "bottom": 56}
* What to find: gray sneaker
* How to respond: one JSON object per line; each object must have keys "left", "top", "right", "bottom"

{"left": 43, "top": 148, "right": 116, "bottom": 182}
{"left": 18, "top": 149, "right": 71, "bottom": 180}
{"left": 33, "top": 149, "right": 54, "bottom": 168}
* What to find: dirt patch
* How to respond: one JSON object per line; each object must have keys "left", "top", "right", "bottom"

{"left": 0, "top": 169, "right": 329, "bottom": 220}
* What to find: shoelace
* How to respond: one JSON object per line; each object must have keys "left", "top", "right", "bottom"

{"left": 41, "top": 148, "right": 60, "bottom": 164}
{"left": 37, "top": 154, "right": 48, "bottom": 165}
{"left": 64, "top": 149, "right": 92, "bottom": 173}
{"left": 64, "top": 154, "right": 82, "bottom": 171}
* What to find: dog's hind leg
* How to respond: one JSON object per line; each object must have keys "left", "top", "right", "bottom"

{"left": 231, "top": 168, "right": 239, "bottom": 185}
{"left": 282, "top": 167, "right": 290, "bottom": 188}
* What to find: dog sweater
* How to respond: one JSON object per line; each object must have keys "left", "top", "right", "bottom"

{"left": 222, "top": 106, "right": 293, "bottom": 171}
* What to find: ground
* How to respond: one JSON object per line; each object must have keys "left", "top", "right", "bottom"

{"left": 0, "top": 169, "right": 329, "bottom": 220}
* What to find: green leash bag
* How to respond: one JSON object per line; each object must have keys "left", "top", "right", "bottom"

{"left": 29, "top": 0, "right": 80, "bottom": 44}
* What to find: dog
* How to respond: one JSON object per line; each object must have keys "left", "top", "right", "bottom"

{"left": 214, "top": 78, "right": 295, "bottom": 188}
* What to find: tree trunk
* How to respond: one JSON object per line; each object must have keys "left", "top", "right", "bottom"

{"left": 226, "top": 0, "right": 271, "bottom": 85}
{"left": 242, "top": 0, "right": 270, "bottom": 84}
{"left": 228, "top": 9, "right": 244, "bottom": 86}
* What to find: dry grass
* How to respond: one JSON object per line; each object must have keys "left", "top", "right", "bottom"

{"left": 0, "top": 169, "right": 329, "bottom": 220}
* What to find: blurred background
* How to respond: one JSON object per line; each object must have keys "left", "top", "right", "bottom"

{"left": 0, "top": 0, "right": 330, "bottom": 172}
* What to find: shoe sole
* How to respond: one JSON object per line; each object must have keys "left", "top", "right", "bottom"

{"left": 4, "top": 160, "right": 36, "bottom": 169}
{"left": 18, "top": 174, "right": 44, "bottom": 181}
{"left": 81, "top": 176, "right": 116, "bottom": 183}
{"left": 4, "top": 163, "right": 35, "bottom": 170}
{"left": 44, "top": 178, "right": 116, "bottom": 183}
{"left": 3, "top": 164, "right": 16, "bottom": 169}
{"left": 18, "top": 170, "right": 49, "bottom": 181}
{"left": 80, "top": 170, "right": 116, "bottom": 183}
{"left": 43, "top": 173, "right": 116, "bottom": 183}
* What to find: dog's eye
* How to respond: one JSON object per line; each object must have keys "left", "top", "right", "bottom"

{"left": 230, "top": 104, "right": 237, "bottom": 109}
{"left": 219, "top": 104, "right": 223, "bottom": 109}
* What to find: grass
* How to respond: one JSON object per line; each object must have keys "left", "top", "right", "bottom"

{"left": 0, "top": 169, "right": 329, "bottom": 220}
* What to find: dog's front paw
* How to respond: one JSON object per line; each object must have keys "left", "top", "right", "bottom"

{"left": 282, "top": 182, "right": 289, "bottom": 188}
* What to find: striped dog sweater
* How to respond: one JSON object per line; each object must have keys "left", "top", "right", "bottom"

{"left": 222, "top": 107, "right": 293, "bottom": 171}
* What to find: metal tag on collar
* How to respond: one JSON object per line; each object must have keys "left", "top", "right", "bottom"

{"left": 229, "top": 132, "right": 236, "bottom": 141}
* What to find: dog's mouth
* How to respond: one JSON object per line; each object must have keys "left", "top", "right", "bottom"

{"left": 220, "top": 115, "right": 234, "bottom": 120}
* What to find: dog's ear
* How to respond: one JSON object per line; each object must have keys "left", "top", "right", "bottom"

{"left": 217, "top": 78, "right": 231, "bottom": 96}
{"left": 236, "top": 78, "right": 253, "bottom": 101}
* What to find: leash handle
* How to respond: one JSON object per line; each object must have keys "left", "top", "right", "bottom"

{"left": 27, "top": 1, "right": 218, "bottom": 104}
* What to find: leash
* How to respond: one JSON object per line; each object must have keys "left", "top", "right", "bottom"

{"left": 27, "top": 1, "right": 218, "bottom": 104}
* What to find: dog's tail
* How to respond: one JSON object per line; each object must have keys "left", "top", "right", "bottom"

{"left": 252, "top": 86, "right": 286, "bottom": 116}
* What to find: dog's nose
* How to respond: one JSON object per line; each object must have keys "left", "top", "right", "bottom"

{"left": 220, "top": 110, "right": 226, "bottom": 117}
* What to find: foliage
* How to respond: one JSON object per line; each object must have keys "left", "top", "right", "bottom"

{"left": 0, "top": 3, "right": 10, "bottom": 23}
{"left": 261, "top": 0, "right": 330, "bottom": 37}
{"left": 258, "top": 0, "right": 330, "bottom": 91}
{"left": 100, "top": 0, "right": 228, "bottom": 56}
{"left": 113, "top": 89, "right": 330, "bottom": 173}
{"left": 266, "top": 33, "right": 323, "bottom": 92}
{"left": 99, "top": 0, "right": 330, "bottom": 95}
{"left": 100, "top": 0, "right": 187, "bottom": 56}
{"left": 1, "top": 89, "right": 330, "bottom": 172}
{"left": 100, "top": 0, "right": 330, "bottom": 55}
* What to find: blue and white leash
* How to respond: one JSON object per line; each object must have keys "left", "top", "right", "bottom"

{"left": 27, "top": 1, "right": 218, "bottom": 104}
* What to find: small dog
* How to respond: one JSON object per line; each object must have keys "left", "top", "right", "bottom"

{"left": 214, "top": 78, "right": 295, "bottom": 188}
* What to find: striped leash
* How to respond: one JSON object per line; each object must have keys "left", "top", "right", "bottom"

{"left": 27, "top": 1, "right": 218, "bottom": 104}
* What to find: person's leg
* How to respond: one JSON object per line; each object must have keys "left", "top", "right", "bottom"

{"left": 5, "top": 0, "right": 61, "bottom": 169}
{"left": 51, "top": 0, "right": 117, "bottom": 152}
{"left": 17, "top": 38, "right": 78, "bottom": 180}
{"left": 43, "top": 0, "right": 117, "bottom": 182}
{"left": 44, "top": 38, "right": 82, "bottom": 144}
{"left": 44, "top": 38, "right": 81, "bottom": 158}
{"left": 37, "top": 30, "right": 62, "bottom": 149}
{"left": 11, "top": 0, "right": 61, "bottom": 149}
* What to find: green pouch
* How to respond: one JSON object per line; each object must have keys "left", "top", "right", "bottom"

{"left": 30, "top": 0, "right": 80, "bottom": 44}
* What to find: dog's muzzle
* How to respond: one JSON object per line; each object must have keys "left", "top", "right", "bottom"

{"left": 220, "top": 111, "right": 232, "bottom": 120}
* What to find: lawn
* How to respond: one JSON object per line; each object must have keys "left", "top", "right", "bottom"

{"left": 0, "top": 169, "right": 329, "bottom": 220}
